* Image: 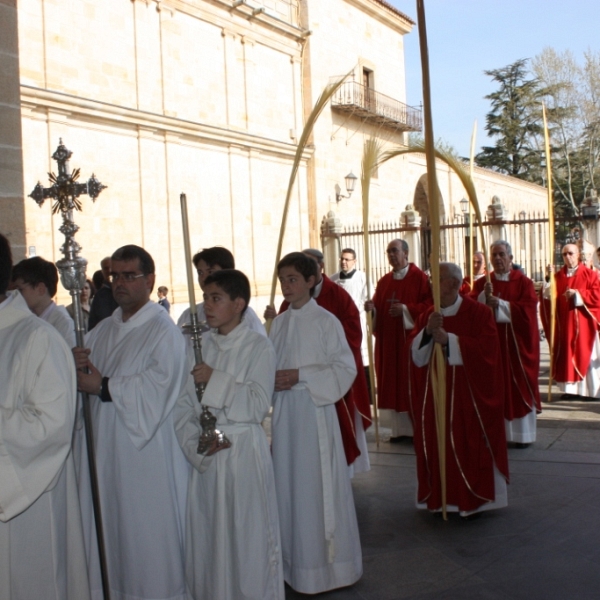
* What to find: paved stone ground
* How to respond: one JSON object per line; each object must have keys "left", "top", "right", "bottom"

{"left": 283, "top": 340, "right": 600, "bottom": 599}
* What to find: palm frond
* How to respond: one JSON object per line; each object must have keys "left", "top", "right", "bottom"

{"left": 266, "top": 70, "right": 353, "bottom": 331}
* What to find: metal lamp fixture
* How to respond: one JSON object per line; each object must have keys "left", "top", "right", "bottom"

{"left": 336, "top": 171, "right": 357, "bottom": 203}
{"left": 581, "top": 189, "right": 599, "bottom": 220}
{"left": 459, "top": 197, "right": 469, "bottom": 214}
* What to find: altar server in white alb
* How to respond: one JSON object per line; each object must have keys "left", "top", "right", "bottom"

{"left": 175, "top": 269, "right": 284, "bottom": 600}
{"left": 73, "top": 244, "right": 189, "bottom": 600}
{"left": 270, "top": 252, "right": 362, "bottom": 595}
{"left": 177, "top": 246, "right": 265, "bottom": 336}
{"left": 0, "top": 233, "right": 90, "bottom": 600}
{"left": 11, "top": 255, "right": 76, "bottom": 347}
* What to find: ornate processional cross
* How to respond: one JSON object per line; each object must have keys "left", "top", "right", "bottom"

{"left": 28, "top": 140, "right": 111, "bottom": 600}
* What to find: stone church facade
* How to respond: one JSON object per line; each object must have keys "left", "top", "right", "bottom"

{"left": 1, "top": 0, "right": 546, "bottom": 315}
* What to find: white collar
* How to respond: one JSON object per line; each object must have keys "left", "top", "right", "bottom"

{"left": 494, "top": 271, "right": 510, "bottom": 281}
{"left": 440, "top": 294, "right": 462, "bottom": 316}
{"left": 313, "top": 277, "right": 324, "bottom": 298}
{"left": 392, "top": 265, "right": 409, "bottom": 280}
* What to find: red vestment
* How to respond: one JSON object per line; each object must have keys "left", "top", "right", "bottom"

{"left": 279, "top": 275, "right": 370, "bottom": 465}
{"left": 372, "top": 265, "right": 431, "bottom": 412}
{"left": 471, "top": 270, "right": 541, "bottom": 419}
{"left": 409, "top": 298, "right": 509, "bottom": 513}
{"left": 540, "top": 265, "right": 600, "bottom": 383}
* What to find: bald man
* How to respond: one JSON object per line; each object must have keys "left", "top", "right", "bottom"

{"left": 541, "top": 244, "right": 600, "bottom": 399}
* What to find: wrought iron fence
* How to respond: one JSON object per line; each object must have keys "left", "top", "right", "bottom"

{"left": 322, "top": 212, "right": 583, "bottom": 283}
{"left": 331, "top": 80, "right": 422, "bottom": 132}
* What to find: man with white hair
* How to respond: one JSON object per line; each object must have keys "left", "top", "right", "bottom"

{"left": 410, "top": 262, "right": 508, "bottom": 516}
{"left": 472, "top": 240, "right": 541, "bottom": 448}
{"left": 541, "top": 243, "right": 600, "bottom": 399}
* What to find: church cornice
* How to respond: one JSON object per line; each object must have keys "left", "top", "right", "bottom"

{"left": 21, "top": 85, "right": 314, "bottom": 161}
{"left": 344, "top": 0, "right": 414, "bottom": 35}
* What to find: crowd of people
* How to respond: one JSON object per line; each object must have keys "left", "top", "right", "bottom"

{"left": 1, "top": 230, "right": 599, "bottom": 599}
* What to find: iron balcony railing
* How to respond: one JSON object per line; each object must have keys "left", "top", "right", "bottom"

{"left": 331, "top": 80, "right": 422, "bottom": 132}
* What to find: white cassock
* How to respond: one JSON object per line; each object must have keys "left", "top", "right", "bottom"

{"left": 269, "top": 299, "right": 362, "bottom": 594}
{"left": 178, "top": 302, "right": 266, "bottom": 336}
{"left": 75, "top": 301, "right": 190, "bottom": 600}
{"left": 174, "top": 320, "right": 284, "bottom": 600}
{"left": 478, "top": 273, "right": 537, "bottom": 443}
{"left": 40, "top": 300, "right": 77, "bottom": 347}
{"left": 0, "top": 291, "right": 90, "bottom": 599}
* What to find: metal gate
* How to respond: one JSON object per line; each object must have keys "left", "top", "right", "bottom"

{"left": 321, "top": 212, "right": 583, "bottom": 284}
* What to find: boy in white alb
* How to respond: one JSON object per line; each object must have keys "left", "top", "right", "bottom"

{"left": 12, "top": 256, "right": 76, "bottom": 347}
{"left": 174, "top": 269, "right": 284, "bottom": 600}
{"left": 269, "top": 252, "right": 362, "bottom": 594}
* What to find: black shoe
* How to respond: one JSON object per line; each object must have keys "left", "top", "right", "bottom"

{"left": 515, "top": 442, "right": 531, "bottom": 449}
{"left": 389, "top": 435, "right": 413, "bottom": 444}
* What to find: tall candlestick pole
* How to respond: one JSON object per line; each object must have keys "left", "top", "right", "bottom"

{"left": 179, "top": 192, "right": 231, "bottom": 456}
{"left": 180, "top": 193, "right": 197, "bottom": 315}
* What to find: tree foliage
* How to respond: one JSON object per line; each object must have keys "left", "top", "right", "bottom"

{"left": 532, "top": 48, "right": 600, "bottom": 215}
{"left": 477, "top": 52, "right": 600, "bottom": 217}
{"left": 475, "top": 59, "right": 542, "bottom": 180}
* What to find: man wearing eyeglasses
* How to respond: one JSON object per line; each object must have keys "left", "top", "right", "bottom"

{"left": 472, "top": 240, "right": 541, "bottom": 448}
{"left": 541, "top": 243, "right": 600, "bottom": 399}
{"left": 72, "top": 245, "right": 189, "bottom": 600}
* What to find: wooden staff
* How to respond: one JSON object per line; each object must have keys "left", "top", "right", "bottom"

{"left": 416, "top": 0, "right": 447, "bottom": 520}
{"left": 265, "top": 71, "right": 351, "bottom": 333}
{"left": 542, "top": 103, "right": 556, "bottom": 402}
{"left": 361, "top": 138, "right": 382, "bottom": 447}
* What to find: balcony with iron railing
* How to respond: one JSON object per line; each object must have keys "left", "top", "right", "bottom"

{"left": 331, "top": 80, "right": 422, "bottom": 132}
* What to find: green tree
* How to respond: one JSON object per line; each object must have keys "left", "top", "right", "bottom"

{"left": 532, "top": 47, "right": 600, "bottom": 215}
{"left": 475, "top": 59, "right": 542, "bottom": 180}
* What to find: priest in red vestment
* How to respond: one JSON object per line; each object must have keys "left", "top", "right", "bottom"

{"left": 471, "top": 241, "right": 541, "bottom": 448}
{"left": 265, "top": 249, "right": 371, "bottom": 472}
{"left": 459, "top": 251, "right": 486, "bottom": 296}
{"left": 540, "top": 243, "right": 600, "bottom": 398}
{"left": 365, "top": 239, "right": 431, "bottom": 441}
{"left": 410, "top": 262, "right": 509, "bottom": 515}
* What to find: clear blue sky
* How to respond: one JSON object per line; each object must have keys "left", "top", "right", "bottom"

{"left": 389, "top": 0, "right": 599, "bottom": 157}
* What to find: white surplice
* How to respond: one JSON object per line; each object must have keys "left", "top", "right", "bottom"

{"left": 269, "top": 299, "right": 362, "bottom": 594}
{"left": 174, "top": 320, "right": 284, "bottom": 600}
{"left": 0, "top": 291, "right": 90, "bottom": 599}
{"left": 40, "top": 300, "right": 77, "bottom": 347}
{"left": 75, "top": 301, "right": 190, "bottom": 600}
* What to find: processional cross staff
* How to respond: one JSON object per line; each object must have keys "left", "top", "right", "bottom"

{"left": 29, "top": 140, "right": 111, "bottom": 600}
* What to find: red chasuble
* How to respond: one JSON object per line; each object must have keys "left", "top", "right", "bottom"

{"left": 372, "top": 265, "right": 431, "bottom": 412}
{"left": 409, "top": 298, "right": 509, "bottom": 513}
{"left": 279, "top": 275, "right": 370, "bottom": 465}
{"left": 540, "top": 265, "right": 600, "bottom": 383}
{"left": 471, "top": 270, "right": 541, "bottom": 419}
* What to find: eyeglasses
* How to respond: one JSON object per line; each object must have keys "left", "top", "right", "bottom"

{"left": 108, "top": 272, "right": 146, "bottom": 284}
{"left": 340, "top": 258, "right": 355, "bottom": 262}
